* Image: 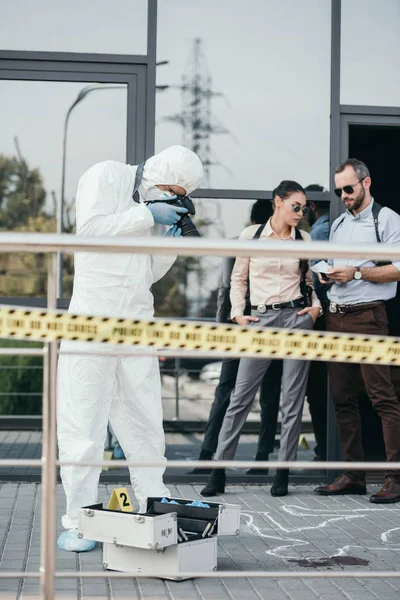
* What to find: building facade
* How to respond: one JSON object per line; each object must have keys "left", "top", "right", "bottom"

{"left": 0, "top": 0, "right": 399, "bottom": 472}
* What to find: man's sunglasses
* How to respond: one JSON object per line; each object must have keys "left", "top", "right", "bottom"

{"left": 334, "top": 177, "right": 366, "bottom": 198}
{"left": 283, "top": 200, "right": 309, "bottom": 216}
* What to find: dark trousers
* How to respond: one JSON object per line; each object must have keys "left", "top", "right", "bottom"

{"left": 305, "top": 313, "right": 328, "bottom": 459}
{"left": 327, "top": 303, "right": 400, "bottom": 481}
{"left": 201, "top": 357, "right": 283, "bottom": 456}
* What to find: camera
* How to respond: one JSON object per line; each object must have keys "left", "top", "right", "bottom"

{"left": 168, "top": 195, "right": 200, "bottom": 237}
{"left": 149, "top": 195, "right": 201, "bottom": 237}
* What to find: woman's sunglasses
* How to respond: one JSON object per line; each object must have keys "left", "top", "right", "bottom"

{"left": 283, "top": 200, "right": 309, "bottom": 216}
{"left": 334, "top": 177, "right": 366, "bottom": 198}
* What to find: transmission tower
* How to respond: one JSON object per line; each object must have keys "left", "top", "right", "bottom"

{"left": 163, "top": 38, "right": 229, "bottom": 187}
{"left": 162, "top": 38, "right": 231, "bottom": 315}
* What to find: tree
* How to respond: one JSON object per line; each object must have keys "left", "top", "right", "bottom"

{"left": 0, "top": 154, "right": 46, "bottom": 229}
{"left": 199, "top": 287, "right": 218, "bottom": 319}
{"left": 0, "top": 152, "right": 213, "bottom": 413}
{"left": 0, "top": 152, "right": 72, "bottom": 415}
{"left": 0, "top": 340, "right": 43, "bottom": 415}
{"left": 152, "top": 256, "right": 202, "bottom": 317}
{"left": 0, "top": 153, "right": 52, "bottom": 296}
{"left": 152, "top": 215, "right": 212, "bottom": 317}
{"left": 0, "top": 152, "right": 75, "bottom": 296}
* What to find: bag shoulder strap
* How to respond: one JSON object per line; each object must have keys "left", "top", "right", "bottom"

{"left": 252, "top": 224, "right": 306, "bottom": 271}
{"left": 253, "top": 223, "right": 304, "bottom": 241}
{"left": 243, "top": 224, "right": 266, "bottom": 313}
{"left": 252, "top": 223, "right": 266, "bottom": 239}
{"left": 295, "top": 228, "right": 309, "bottom": 279}
{"left": 251, "top": 224, "right": 309, "bottom": 299}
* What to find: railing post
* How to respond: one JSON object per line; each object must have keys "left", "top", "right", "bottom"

{"left": 174, "top": 357, "right": 180, "bottom": 420}
{"left": 40, "top": 253, "right": 58, "bottom": 600}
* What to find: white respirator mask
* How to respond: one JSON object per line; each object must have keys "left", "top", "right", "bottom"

{"left": 144, "top": 187, "right": 175, "bottom": 203}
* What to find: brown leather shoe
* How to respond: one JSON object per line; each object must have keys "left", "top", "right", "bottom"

{"left": 369, "top": 478, "right": 400, "bottom": 504}
{"left": 314, "top": 473, "right": 367, "bottom": 496}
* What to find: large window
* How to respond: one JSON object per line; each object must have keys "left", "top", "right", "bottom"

{"left": 152, "top": 197, "right": 275, "bottom": 318}
{"left": 341, "top": 0, "right": 400, "bottom": 106}
{"left": 0, "top": 80, "right": 127, "bottom": 296}
{"left": 156, "top": 0, "right": 331, "bottom": 191}
{"left": 0, "top": 0, "right": 148, "bottom": 55}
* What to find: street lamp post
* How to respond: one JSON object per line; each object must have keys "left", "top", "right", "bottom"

{"left": 58, "top": 84, "right": 125, "bottom": 298}
{"left": 58, "top": 61, "right": 170, "bottom": 299}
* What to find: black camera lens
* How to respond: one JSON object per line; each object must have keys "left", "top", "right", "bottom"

{"left": 179, "top": 215, "right": 201, "bottom": 237}
{"left": 146, "top": 194, "right": 201, "bottom": 236}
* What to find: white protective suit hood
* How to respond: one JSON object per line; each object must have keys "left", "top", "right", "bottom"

{"left": 139, "top": 145, "right": 203, "bottom": 198}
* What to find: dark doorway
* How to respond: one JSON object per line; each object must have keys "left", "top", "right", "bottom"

{"left": 348, "top": 122, "right": 400, "bottom": 466}
{"left": 349, "top": 122, "right": 400, "bottom": 336}
{"left": 349, "top": 124, "right": 400, "bottom": 213}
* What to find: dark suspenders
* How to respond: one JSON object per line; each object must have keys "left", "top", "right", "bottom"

{"left": 332, "top": 201, "right": 390, "bottom": 265}
{"left": 333, "top": 201, "right": 382, "bottom": 242}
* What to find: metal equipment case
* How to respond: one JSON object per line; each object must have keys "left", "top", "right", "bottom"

{"left": 78, "top": 496, "right": 241, "bottom": 579}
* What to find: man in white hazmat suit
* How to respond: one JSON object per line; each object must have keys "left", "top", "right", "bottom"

{"left": 56, "top": 145, "right": 203, "bottom": 552}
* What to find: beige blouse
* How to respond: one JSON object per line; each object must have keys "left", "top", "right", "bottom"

{"left": 230, "top": 220, "right": 321, "bottom": 320}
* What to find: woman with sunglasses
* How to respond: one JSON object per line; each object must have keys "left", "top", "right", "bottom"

{"left": 201, "top": 180, "right": 322, "bottom": 498}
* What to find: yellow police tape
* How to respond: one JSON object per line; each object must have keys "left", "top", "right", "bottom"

{"left": 0, "top": 305, "right": 400, "bottom": 366}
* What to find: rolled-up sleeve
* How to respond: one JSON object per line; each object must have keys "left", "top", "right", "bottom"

{"left": 216, "top": 257, "right": 235, "bottom": 323}
{"left": 301, "top": 230, "right": 322, "bottom": 309}
{"left": 230, "top": 229, "right": 251, "bottom": 320}
{"left": 305, "top": 263, "right": 322, "bottom": 309}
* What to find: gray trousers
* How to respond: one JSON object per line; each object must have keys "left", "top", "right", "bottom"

{"left": 214, "top": 308, "right": 314, "bottom": 463}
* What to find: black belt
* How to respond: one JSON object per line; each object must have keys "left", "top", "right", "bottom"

{"left": 328, "top": 300, "right": 384, "bottom": 314}
{"left": 251, "top": 298, "right": 305, "bottom": 313}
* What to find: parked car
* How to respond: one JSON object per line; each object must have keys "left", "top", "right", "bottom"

{"left": 199, "top": 361, "right": 223, "bottom": 384}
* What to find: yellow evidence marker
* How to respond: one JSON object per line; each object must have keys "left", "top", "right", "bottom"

{"left": 107, "top": 487, "right": 135, "bottom": 513}
{"left": 102, "top": 450, "right": 113, "bottom": 471}
{"left": 298, "top": 435, "right": 310, "bottom": 450}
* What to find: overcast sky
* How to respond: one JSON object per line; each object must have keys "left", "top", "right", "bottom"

{"left": 0, "top": 0, "right": 399, "bottom": 242}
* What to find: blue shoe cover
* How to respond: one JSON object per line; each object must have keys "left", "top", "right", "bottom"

{"left": 57, "top": 529, "right": 96, "bottom": 552}
{"left": 113, "top": 445, "right": 125, "bottom": 460}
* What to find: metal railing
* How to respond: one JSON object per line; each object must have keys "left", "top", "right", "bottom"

{"left": 0, "top": 348, "right": 197, "bottom": 422}
{"left": 1, "top": 233, "right": 400, "bottom": 598}
{"left": 1, "top": 231, "right": 400, "bottom": 261}
{"left": 0, "top": 356, "right": 263, "bottom": 424}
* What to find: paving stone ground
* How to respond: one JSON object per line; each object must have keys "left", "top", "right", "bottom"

{"left": 0, "top": 482, "right": 399, "bottom": 599}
